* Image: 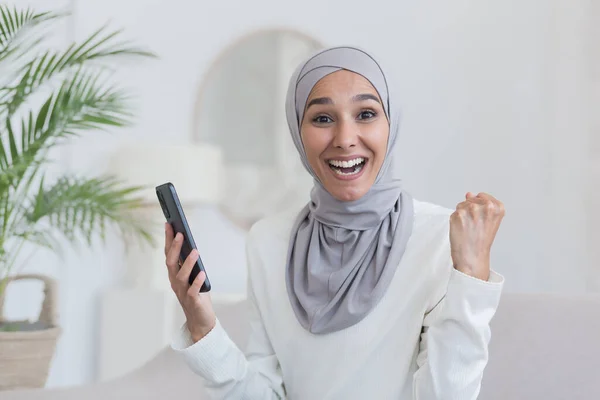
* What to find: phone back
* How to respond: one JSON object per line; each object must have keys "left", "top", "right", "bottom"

{"left": 155, "top": 182, "right": 211, "bottom": 292}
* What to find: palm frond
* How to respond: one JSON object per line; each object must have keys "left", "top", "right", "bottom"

{"left": 1, "top": 67, "right": 132, "bottom": 190}
{"left": 0, "top": 6, "right": 63, "bottom": 64}
{"left": 0, "top": 153, "right": 40, "bottom": 189}
{"left": 0, "top": 5, "right": 156, "bottom": 284}
{"left": 14, "top": 228, "right": 62, "bottom": 252}
{"left": 25, "top": 175, "right": 154, "bottom": 248}
{"left": 3, "top": 24, "right": 156, "bottom": 117}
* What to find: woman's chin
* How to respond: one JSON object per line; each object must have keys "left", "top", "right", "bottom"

{"left": 327, "top": 185, "right": 369, "bottom": 202}
{"left": 319, "top": 165, "right": 374, "bottom": 202}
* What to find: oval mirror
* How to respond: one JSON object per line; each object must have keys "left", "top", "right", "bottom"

{"left": 192, "top": 30, "right": 323, "bottom": 230}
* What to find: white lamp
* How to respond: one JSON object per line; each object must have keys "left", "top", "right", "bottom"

{"left": 107, "top": 141, "right": 223, "bottom": 291}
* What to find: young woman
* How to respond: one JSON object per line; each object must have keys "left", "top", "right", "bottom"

{"left": 166, "top": 46, "right": 505, "bottom": 399}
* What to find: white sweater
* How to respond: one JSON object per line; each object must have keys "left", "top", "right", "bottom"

{"left": 171, "top": 199, "right": 504, "bottom": 399}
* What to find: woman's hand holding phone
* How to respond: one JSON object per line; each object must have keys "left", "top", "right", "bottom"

{"left": 164, "top": 223, "right": 216, "bottom": 343}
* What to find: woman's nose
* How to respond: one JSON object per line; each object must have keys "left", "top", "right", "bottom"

{"left": 332, "top": 120, "right": 357, "bottom": 150}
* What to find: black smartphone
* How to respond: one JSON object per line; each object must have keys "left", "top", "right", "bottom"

{"left": 155, "top": 182, "right": 211, "bottom": 292}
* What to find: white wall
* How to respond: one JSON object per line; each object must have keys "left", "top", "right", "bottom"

{"left": 587, "top": 0, "right": 600, "bottom": 291}
{"left": 4, "top": 0, "right": 596, "bottom": 388}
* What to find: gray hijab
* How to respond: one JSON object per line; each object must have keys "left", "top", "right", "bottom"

{"left": 284, "top": 46, "right": 414, "bottom": 334}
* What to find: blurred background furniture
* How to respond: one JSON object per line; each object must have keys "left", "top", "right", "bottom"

{"left": 108, "top": 142, "right": 223, "bottom": 291}
{"left": 96, "top": 143, "right": 223, "bottom": 381}
{"left": 4, "top": 292, "right": 600, "bottom": 399}
{"left": 0, "top": 275, "right": 61, "bottom": 391}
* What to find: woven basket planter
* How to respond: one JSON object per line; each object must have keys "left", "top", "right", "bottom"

{"left": 0, "top": 274, "right": 61, "bottom": 390}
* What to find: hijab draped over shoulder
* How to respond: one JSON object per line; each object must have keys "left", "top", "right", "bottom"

{"left": 284, "top": 46, "right": 414, "bottom": 334}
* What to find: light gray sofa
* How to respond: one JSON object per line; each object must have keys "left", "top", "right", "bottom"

{"left": 4, "top": 293, "right": 600, "bottom": 399}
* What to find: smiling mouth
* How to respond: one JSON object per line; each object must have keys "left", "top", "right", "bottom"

{"left": 327, "top": 157, "right": 367, "bottom": 176}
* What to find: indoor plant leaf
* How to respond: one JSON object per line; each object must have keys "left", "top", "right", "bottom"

{"left": 24, "top": 176, "right": 154, "bottom": 249}
{"left": 0, "top": 4, "right": 156, "bottom": 307}
{"left": 0, "top": 5, "right": 61, "bottom": 64}
{"left": 3, "top": 24, "right": 155, "bottom": 117}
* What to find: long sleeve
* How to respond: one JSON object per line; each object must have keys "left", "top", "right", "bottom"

{"left": 412, "top": 267, "right": 504, "bottom": 399}
{"left": 170, "top": 243, "right": 286, "bottom": 399}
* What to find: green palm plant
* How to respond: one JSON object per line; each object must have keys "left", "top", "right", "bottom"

{"left": 0, "top": 5, "right": 157, "bottom": 298}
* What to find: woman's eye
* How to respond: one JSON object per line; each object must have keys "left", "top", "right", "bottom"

{"left": 358, "top": 110, "right": 376, "bottom": 120}
{"left": 313, "top": 115, "right": 333, "bottom": 124}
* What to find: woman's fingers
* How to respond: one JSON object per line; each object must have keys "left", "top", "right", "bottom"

{"left": 164, "top": 223, "right": 174, "bottom": 256}
{"left": 187, "top": 270, "right": 206, "bottom": 298}
{"left": 176, "top": 249, "right": 199, "bottom": 285}
{"left": 166, "top": 232, "right": 184, "bottom": 277}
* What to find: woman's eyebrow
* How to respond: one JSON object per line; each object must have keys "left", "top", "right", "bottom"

{"left": 352, "top": 93, "right": 380, "bottom": 103}
{"left": 306, "top": 94, "right": 380, "bottom": 110}
{"left": 306, "top": 97, "right": 333, "bottom": 110}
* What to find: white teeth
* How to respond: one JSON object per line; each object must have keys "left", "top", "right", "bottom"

{"left": 332, "top": 163, "right": 365, "bottom": 176}
{"left": 328, "top": 157, "right": 364, "bottom": 168}
{"left": 327, "top": 158, "right": 366, "bottom": 176}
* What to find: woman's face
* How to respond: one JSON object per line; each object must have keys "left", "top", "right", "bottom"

{"left": 300, "top": 70, "right": 389, "bottom": 202}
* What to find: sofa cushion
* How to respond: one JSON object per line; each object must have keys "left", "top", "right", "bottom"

{"left": 480, "top": 293, "right": 600, "bottom": 399}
